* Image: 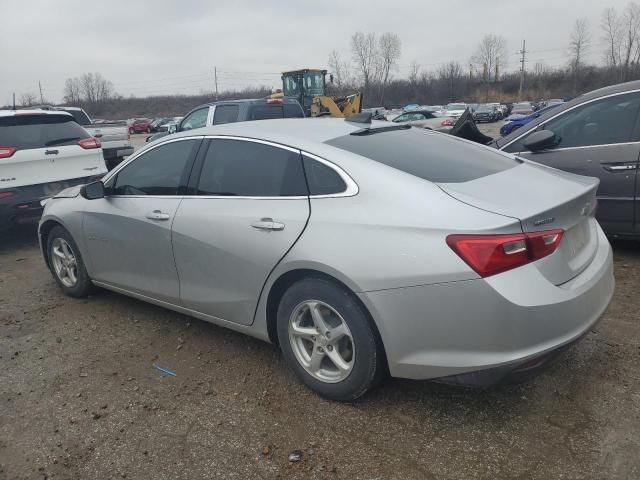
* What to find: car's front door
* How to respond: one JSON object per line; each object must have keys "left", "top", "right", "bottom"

{"left": 82, "top": 138, "right": 201, "bottom": 302}
{"left": 503, "top": 91, "right": 640, "bottom": 236}
{"left": 172, "top": 137, "right": 310, "bottom": 325}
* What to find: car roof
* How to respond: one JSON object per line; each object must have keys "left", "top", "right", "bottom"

{"left": 152, "top": 117, "right": 384, "bottom": 149}
{"left": 198, "top": 97, "right": 302, "bottom": 108}
{"left": 0, "top": 109, "right": 73, "bottom": 118}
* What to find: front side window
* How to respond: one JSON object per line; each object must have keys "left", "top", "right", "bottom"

{"left": 197, "top": 139, "right": 307, "bottom": 196}
{"left": 111, "top": 140, "right": 196, "bottom": 195}
{"left": 505, "top": 92, "right": 640, "bottom": 153}
{"left": 180, "top": 108, "right": 209, "bottom": 131}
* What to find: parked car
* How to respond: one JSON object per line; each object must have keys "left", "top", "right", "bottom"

{"left": 391, "top": 110, "right": 455, "bottom": 130}
{"left": 149, "top": 117, "right": 173, "bottom": 132}
{"left": 39, "top": 117, "right": 614, "bottom": 400}
{"left": 473, "top": 105, "right": 500, "bottom": 123}
{"left": 492, "top": 79, "right": 640, "bottom": 238}
{"left": 24, "top": 106, "right": 132, "bottom": 170}
{"left": 0, "top": 110, "right": 106, "bottom": 230}
{"left": 499, "top": 103, "right": 563, "bottom": 136}
{"left": 128, "top": 119, "right": 152, "bottom": 134}
{"left": 510, "top": 102, "right": 535, "bottom": 116}
{"left": 443, "top": 103, "right": 468, "bottom": 119}
{"left": 146, "top": 97, "right": 304, "bottom": 142}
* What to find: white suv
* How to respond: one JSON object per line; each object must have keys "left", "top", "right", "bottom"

{"left": 0, "top": 110, "right": 107, "bottom": 229}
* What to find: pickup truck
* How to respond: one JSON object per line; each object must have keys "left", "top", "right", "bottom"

{"left": 28, "top": 106, "right": 133, "bottom": 170}
{"left": 146, "top": 97, "right": 305, "bottom": 143}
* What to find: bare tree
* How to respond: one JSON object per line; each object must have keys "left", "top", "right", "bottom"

{"left": 350, "top": 32, "right": 379, "bottom": 95}
{"left": 19, "top": 92, "right": 38, "bottom": 107}
{"left": 601, "top": 7, "right": 622, "bottom": 68}
{"left": 408, "top": 61, "right": 420, "bottom": 85}
{"left": 327, "top": 49, "right": 352, "bottom": 92}
{"left": 78, "top": 72, "right": 114, "bottom": 104}
{"left": 621, "top": 2, "right": 640, "bottom": 79}
{"left": 377, "top": 33, "right": 401, "bottom": 106}
{"left": 63, "top": 78, "right": 82, "bottom": 104}
{"left": 437, "top": 61, "right": 464, "bottom": 102}
{"left": 471, "top": 34, "right": 507, "bottom": 83}
{"left": 569, "top": 18, "right": 591, "bottom": 94}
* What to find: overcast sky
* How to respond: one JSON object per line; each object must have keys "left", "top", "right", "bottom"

{"left": 0, "top": 0, "right": 629, "bottom": 105}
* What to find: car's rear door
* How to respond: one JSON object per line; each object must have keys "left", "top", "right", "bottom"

{"left": 172, "top": 137, "right": 310, "bottom": 326}
{"left": 502, "top": 90, "right": 640, "bottom": 236}
{"left": 0, "top": 113, "right": 104, "bottom": 191}
{"left": 83, "top": 138, "right": 201, "bottom": 302}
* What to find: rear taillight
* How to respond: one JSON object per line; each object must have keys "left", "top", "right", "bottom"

{"left": 446, "top": 229, "right": 564, "bottom": 277}
{"left": 0, "top": 147, "right": 16, "bottom": 159}
{"left": 267, "top": 98, "right": 283, "bottom": 104}
{"left": 441, "top": 119, "right": 454, "bottom": 127}
{"left": 78, "top": 137, "right": 101, "bottom": 149}
{"left": 0, "top": 191, "right": 15, "bottom": 199}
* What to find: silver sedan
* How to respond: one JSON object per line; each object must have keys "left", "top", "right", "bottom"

{"left": 39, "top": 118, "right": 614, "bottom": 400}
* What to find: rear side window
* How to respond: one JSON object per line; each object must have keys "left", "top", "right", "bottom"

{"left": 112, "top": 140, "right": 196, "bottom": 195}
{"left": 197, "top": 139, "right": 307, "bottom": 196}
{"left": 325, "top": 128, "right": 519, "bottom": 183}
{"left": 249, "top": 105, "right": 284, "bottom": 120}
{"left": 213, "top": 105, "right": 239, "bottom": 125}
{"left": 303, "top": 156, "right": 347, "bottom": 195}
{"left": 247, "top": 103, "right": 304, "bottom": 120}
{"left": 0, "top": 114, "right": 90, "bottom": 151}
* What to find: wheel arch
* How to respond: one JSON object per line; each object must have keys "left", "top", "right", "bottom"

{"left": 264, "top": 268, "right": 389, "bottom": 371}
{"left": 39, "top": 219, "right": 65, "bottom": 269}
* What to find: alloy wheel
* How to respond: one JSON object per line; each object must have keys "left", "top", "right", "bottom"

{"left": 288, "top": 300, "right": 355, "bottom": 383}
{"left": 51, "top": 238, "right": 78, "bottom": 288}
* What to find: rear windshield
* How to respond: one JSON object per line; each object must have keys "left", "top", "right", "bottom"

{"left": 248, "top": 103, "right": 304, "bottom": 120}
{"left": 325, "top": 128, "right": 519, "bottom": 183}
{"left": 63, "top": 109, "right": 91, "bottom": 125}
{"left": 0, "top": 114, "right": 90, "bottom": 151}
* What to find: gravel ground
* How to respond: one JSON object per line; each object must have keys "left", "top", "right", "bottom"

{"left": 1, "top": 124, "right": 639, "bottom": 480}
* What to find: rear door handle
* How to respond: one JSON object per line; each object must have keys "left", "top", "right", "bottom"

{"left": 602, "top": 163, "right": 637, "bottom": 171}
{"left": 45, "top": 149, "right": 59, "bottom": 155}
{"left": 146, "top": 210, "right": 170, "bottom": 221}
{"left": 251, "top": 218, "right": 285, "bottom": 231}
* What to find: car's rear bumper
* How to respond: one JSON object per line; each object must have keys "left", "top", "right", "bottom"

{"left": 358, "top": 225, "right": 614, "bottom": 385}
{"left": 103, "top": 146, "right": 134, "bottom": 159}
{"left": 0, "top": 175, "right": 102, "bottom": 229}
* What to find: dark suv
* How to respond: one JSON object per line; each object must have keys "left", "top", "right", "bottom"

{"left": 146, "top": 97, "right": 305, "bottom": 143}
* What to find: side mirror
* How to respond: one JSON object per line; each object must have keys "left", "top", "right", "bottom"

{"left": 523, "top": 129, "right": 558, "bottom": 152}
{"left": 80, "top": 180, "right": 105, "bottom": 200}
{"left": 167, "top": 124, "right": 178, "bottom": 134}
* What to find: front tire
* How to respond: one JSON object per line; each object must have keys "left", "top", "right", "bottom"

{"left": 47, "top": 226, "right": 94, "bottom": 298}
{"left": 276, "top": 277, "right": 384, "bottom": 401}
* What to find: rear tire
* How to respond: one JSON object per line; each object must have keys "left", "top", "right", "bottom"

{"left": 277, "top": 277, "right": 384, "bottom": 401}
{"left": 47, "top": 226, "right": 94, "bottom": 298}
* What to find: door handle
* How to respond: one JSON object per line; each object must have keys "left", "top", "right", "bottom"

{"left": 251, "top": 218, "right": 285, "bottom": 231}
{"left": 45, "top": 149, "right": 59, "bottom": 155}
{"left": 602, "top": 163, "right": 637, "bottom": 172}
{"left": 146, "top": 210, "right": 170, "bottom": 221}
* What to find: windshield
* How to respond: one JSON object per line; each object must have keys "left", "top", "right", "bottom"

{"left": 63, "top": 109, "right": 91, "bottom": 125}
{"left": 513, "top": 103, "right": 532, "bottom": 109}
{"left": 302, "top": 72, "right": 325, "bottom": 96}
{"left": 447, "top": 104, "right": 466, "bottom": 110}
{"left": 477, "top": 106, "right": 492, "bottom": 112}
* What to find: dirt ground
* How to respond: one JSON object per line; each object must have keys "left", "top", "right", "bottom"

{"left": 1, "top": 126, "right": 639, "bottom": 480}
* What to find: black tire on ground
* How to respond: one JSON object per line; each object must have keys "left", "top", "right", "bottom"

{"left": 47, "top": 226, "right": 95, "bottom": 298}
{"left": 276, "top": 277, "right": 385, "bottom": 401}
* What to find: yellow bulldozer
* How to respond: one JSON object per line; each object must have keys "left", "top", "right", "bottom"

{"left": 272, "top": 68, "right": 362, "bottom": 118}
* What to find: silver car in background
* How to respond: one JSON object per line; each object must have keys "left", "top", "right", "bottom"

{"left": 38, "top": 118, "right": 614, "bottom": 400}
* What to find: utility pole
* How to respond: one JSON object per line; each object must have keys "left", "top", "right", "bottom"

{"left": 518, "top": 40, "right": 527, "bottom": 101}
{"left": 13, "top": 92, "right": 16, "bottom": 110}
{"left": 38, "top": 81, "right": 44, "bottom": 104}
{"left": 214, "top": 67, "right": 219, "bottom": 101}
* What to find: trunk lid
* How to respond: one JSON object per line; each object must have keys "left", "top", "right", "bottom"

{"left": 438, "top": 162, "right": 600, "bottom": 285}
